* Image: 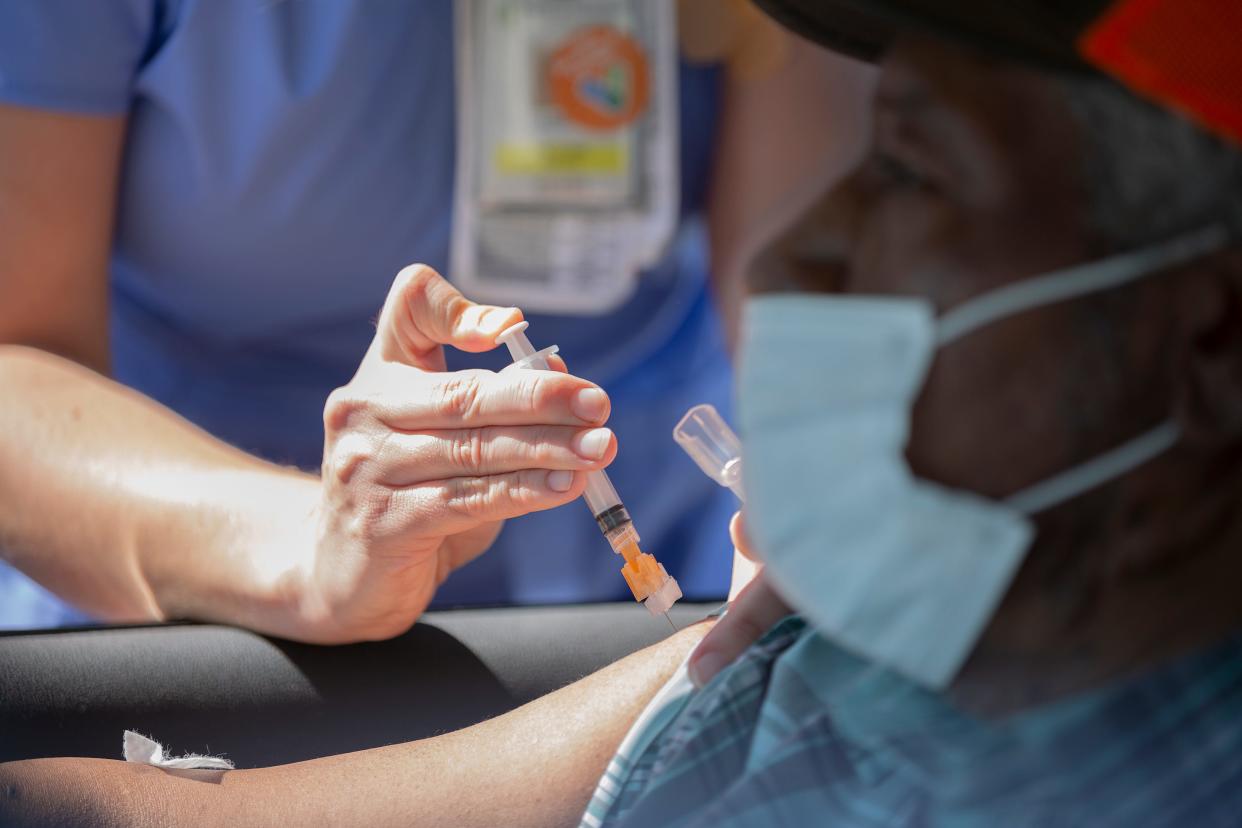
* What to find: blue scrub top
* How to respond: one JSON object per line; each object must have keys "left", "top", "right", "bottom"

{"left": 0, "top": 0, "right": 734, "bottom": 626}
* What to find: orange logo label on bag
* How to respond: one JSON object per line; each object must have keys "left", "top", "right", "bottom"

{"left": 547, "top": 25, "right": 650, "bottom": 131}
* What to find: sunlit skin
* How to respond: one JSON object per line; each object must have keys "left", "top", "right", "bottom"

{"left": 752, "top": 35, "right": 1242, "bottom": 715}
{"left": 0, "top": 8, "right": 830, "bottom": 825}
{"left": 6, "top": 24, "right": 1242, "bottom": 827}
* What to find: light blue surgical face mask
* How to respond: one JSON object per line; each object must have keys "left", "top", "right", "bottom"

{"left": 738, "top": 226, "right": 1227, "bottom": 690}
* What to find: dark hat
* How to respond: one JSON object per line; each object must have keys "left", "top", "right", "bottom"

{"left": 751, "top": 0, "right": 1108, "bottom": 68}
{"left": 752, "top": 0, "right": 1242, "bottom": 146}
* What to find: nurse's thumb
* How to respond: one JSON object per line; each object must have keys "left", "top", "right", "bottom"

{"left": 376, "top": 264, "right": 522, "bottom": 363}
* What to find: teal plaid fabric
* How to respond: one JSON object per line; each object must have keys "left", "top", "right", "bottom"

{"left": 582, "top": 617, "right": 1242, "bottom": 827}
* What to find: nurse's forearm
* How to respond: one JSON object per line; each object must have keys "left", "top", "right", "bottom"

{"left": 0, "top": 620, "right": 709, "bottom": 828}
{"left": 0, "top": 344, "right": 318, "bottom": 630}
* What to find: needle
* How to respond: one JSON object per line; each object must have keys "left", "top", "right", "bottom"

{"left": 664, "top": 612, "right": 678, "bottom": 632}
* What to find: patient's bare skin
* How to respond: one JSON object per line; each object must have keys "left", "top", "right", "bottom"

{"left": 0, "top": 621, "right": 710, "bottom": 828}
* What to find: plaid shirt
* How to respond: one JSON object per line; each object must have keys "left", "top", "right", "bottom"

{"left": 582, "top": 617, "right": 1242, "bottom": 827}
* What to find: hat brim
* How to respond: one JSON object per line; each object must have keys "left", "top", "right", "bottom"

{"left": 752, "top": 0, "right": 1112, "bottom": 71}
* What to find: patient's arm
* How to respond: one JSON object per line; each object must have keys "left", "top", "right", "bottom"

{"left": 0, "top": 621, "right": 708, "bottom": 828}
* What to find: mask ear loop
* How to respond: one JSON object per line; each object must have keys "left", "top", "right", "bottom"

{"left": 936, "top": 225, "right": 1230, "bottom": 347}
{"left": 1005, "top": 420, "right": 1179, "bottom": 515}
{"left": 931, "top": 225, "right": 1228, "bottom": 516}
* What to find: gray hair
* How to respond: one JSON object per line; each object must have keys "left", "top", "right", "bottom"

{"left": 1062, "top": 75, "right": 1242, "bottom": 252}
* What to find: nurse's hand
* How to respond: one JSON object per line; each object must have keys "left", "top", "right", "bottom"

{"left": 303, "top": 265, "right": 615, "bottom": 642}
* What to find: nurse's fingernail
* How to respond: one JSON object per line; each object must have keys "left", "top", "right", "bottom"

{"left": 573, "top": 428, "right": 614, "bottom": 461}
{"left": 571, "top": 388, "right": 609, "bottom": 422}
{"left": 481, "top": 307, "right": 521, "bottom": 337}
{"left": 547, "top": 470, "right": 576, "bottom": 492}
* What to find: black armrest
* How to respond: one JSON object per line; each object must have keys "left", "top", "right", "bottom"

{"left": 0, "top": 602, "right": 714, "bottom": 767}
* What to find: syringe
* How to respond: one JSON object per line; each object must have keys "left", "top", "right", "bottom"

{"left": 496, "top": 322, "right": 683, "bottom": 625}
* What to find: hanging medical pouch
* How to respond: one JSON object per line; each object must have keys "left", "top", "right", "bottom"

{"left": 451, "top": 0, "right": 679, "bottom": 315}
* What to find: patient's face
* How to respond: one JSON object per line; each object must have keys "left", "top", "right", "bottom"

{"left": 752, "top": 36, "right": 1170, "bottom": 499}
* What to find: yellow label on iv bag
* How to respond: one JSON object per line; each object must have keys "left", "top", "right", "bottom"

{"left": 494, "top": 142, "right": 629, "bottom": 175}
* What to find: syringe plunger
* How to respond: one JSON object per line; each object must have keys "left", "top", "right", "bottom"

{"left": 496, "top": 321, "right": 559, "bottom": 371}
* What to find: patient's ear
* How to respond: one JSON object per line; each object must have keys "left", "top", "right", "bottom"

{"left": 1176, "top": 250, "right": 1242, "bottom": 444}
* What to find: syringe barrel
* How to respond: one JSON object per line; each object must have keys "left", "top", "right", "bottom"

{"left": 496, "top": 322, "right": 635, "bottom": 534}
{"left": 584, "top": 470, "right": 625, "bottom": 526}
{"left": 583, "top": 468, "right": 620, "bottom": 513}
